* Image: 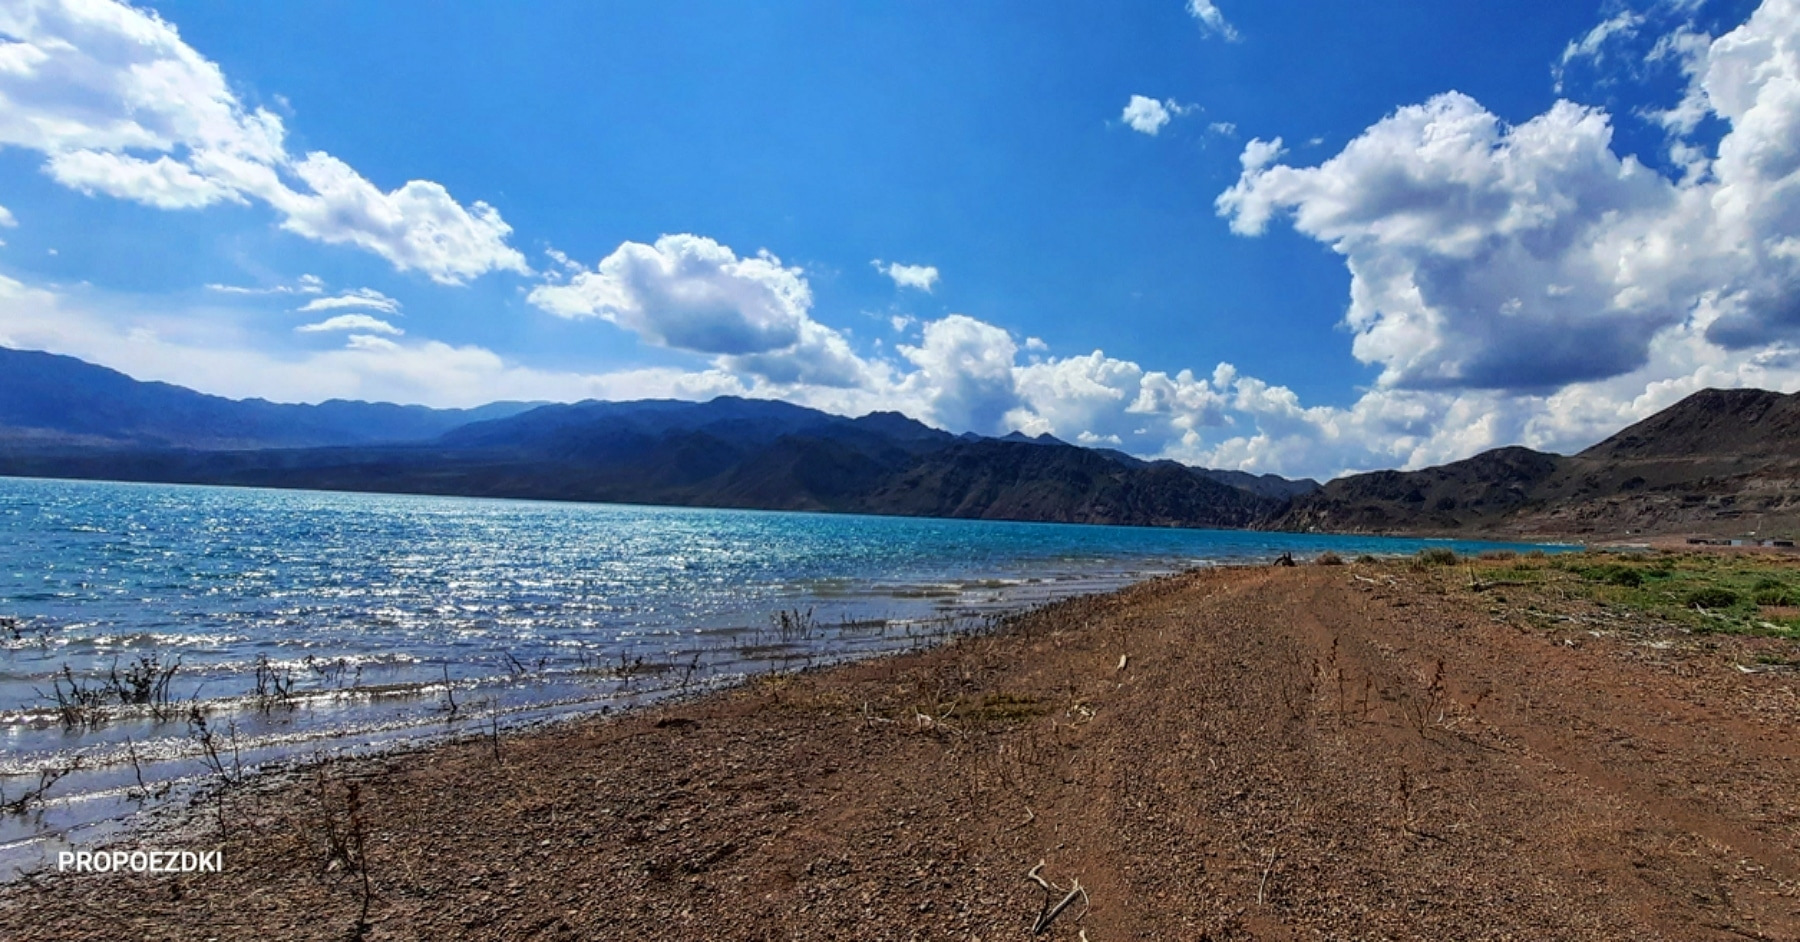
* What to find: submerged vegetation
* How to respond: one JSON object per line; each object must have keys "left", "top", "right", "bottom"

{"left": 40, "top": 653, "right": 182, "bottom": 729}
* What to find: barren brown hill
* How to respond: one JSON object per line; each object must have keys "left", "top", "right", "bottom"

{"left": 1581, "top": 387, "right": 1800, "bottom": 460}
{"left": 863, "top": 439, "right": 1278, "bottom": 528}
{"left": 1272, "top": 445, "right": 1560, "bottom": 535}
{"left": 1275, "top": 387, "right": 1800, "bottom": 538}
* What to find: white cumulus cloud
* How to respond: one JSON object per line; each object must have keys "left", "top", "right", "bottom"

{"left": 1122, "top": 95, "right": 1173, "bottom": 135}
{"left": 1194, "top": 0, "right": 1800, "bottom": 474}
{"left": 0, "top": 0, "right": 527, "bottom": 283}
{"left": 896, "top": 314, "right": 1022, "bottom": 433}
{"left": 530, "top": 234, "right": 883, "bottom": 390}
{"left": 13, "top": 1, "right": 1800, "bottom": 482}
{"left": 528, "top": 234, "right": 813, "bottom": 355}
{"left": 1218, "top": 93, "right": 1686, "bottom": 391}
{"left": 266, "top": 153, "right": 525, "bottom": 285}
{"left": 1121, "top": 95, "right": 1195, "bottom": 136}
{"left": 296, "top": 313, "right": 402, "bottom": 336}
{"left": 873, "top": 260, "right": 940, "bottom": 292}
{"left": 46, "top": 149, "right": 242, "bottom": 209}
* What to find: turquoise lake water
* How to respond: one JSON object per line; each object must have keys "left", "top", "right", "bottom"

{"left": 0, "top": 476, "right": 1572, "bottom": 873}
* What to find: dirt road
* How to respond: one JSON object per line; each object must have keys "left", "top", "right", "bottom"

{"left": 4, "top": 562, "right": 1798, "bottom": 939}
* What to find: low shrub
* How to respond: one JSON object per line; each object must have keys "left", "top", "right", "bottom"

{"left": 1581, "top": 564, "right": 1644, "bottom": 588}
{"left": 1415, "top": 547, "right": 1459, "bottom": 567}
{"left": 1752, "top": 578, "right": 1797, "bottom": 606}
{"left": 1684, "top": 586, "right": 1741, "bottom": 610}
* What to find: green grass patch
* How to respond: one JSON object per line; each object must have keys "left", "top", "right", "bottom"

{"left": 1492, "top": 565, "right": 1549, "bottom": 584}
{"left": 1472, "top": 551, "right": 1800, "bottom": 640}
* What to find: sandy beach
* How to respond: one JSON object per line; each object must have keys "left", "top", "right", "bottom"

{"left": 3, "top": 555, "right": 1798, "bottom": 940}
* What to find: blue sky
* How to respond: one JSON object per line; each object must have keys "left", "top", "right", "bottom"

{"left": 0, "top": 0, "right": 1794, "bottom": 479}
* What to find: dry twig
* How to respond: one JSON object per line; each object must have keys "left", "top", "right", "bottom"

{"left": 1026, "top": 860, "right": 1088, "bottom": 935}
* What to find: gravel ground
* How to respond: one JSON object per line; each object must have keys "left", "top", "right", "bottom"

{"left": 3, "top": 559, "right": 1797, "bottom": 940}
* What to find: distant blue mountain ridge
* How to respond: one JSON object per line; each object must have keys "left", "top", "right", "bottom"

{"left": 0, "top": 345, "right": 1318, "bottom": 528}
{"left": 0, "top": 347, "right": 539, "bottom": 450}
{"left": 6, "top": 345, "right": 1793, "bottom": 538}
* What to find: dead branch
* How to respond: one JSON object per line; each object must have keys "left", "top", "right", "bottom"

{"left": 1025, "top": 859, "right": 1088, "bottom": 935}
{"left": 1257, "top": 848, "right": 1279, "bottom": 905}
{"left": 1038, "top": 880, "right": 1087, "bottom": 934}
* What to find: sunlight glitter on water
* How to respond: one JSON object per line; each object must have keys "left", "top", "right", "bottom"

{"left": 0, "top": 476, "right": 1572, "bottom": 877}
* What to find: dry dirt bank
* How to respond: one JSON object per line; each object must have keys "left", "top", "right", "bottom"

{"left": 3, "top": 560, "right": 1798, "bottom": 940}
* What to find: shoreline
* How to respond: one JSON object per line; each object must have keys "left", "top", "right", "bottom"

{"left": 0, "top": 470, "right": 1605, "bottom": 543}
{"left": 0, "top": 476, "right": 1581, "bottom": 885}
{"left": 0, "top": 604, "right": 1011, "bottom": 883}
{"left": 2, "top": 553, "right": 1796, "bottom": 938}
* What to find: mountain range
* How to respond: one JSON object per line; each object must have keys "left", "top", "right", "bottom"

{"left": 0, "top": 347, "right": 1302, "bottom": 529}
{"left": 2, "top": 345, "right": 1796, "bottom": 539}
{"left": 0, "top": 347, "right": 538, "bottom": 450}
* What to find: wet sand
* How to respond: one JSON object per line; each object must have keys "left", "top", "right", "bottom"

{"left": 2, "top": 559, "right": 1798, "bottom": 940}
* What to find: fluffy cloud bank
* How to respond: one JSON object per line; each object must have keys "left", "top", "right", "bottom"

{"left": 10, "top": 0, "right": 1800, "bottom": 483}
{"left": 0, "top": 273, "right": 744, "bottom": 408}
{"left": 0, "top": 0, "right": 526, "bottom": 283}
{"left": 528, "top": 234, "right": 878, "bottom": 388}
{"left": 1200, "top": 0, "right": 1800, "bottom": 472}
{"left": 1218, "top": 93, "right": 1685, "bottom": 390}
{"left": 529, "top": 235, "right": 811, "bottom": 354}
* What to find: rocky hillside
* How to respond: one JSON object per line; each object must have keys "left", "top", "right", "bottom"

{"left": 1272, "top": 446, "right": 1562, "bottom": 535}
{"left": 1274, "top": 388, "right": 1800, "bottom": 538}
